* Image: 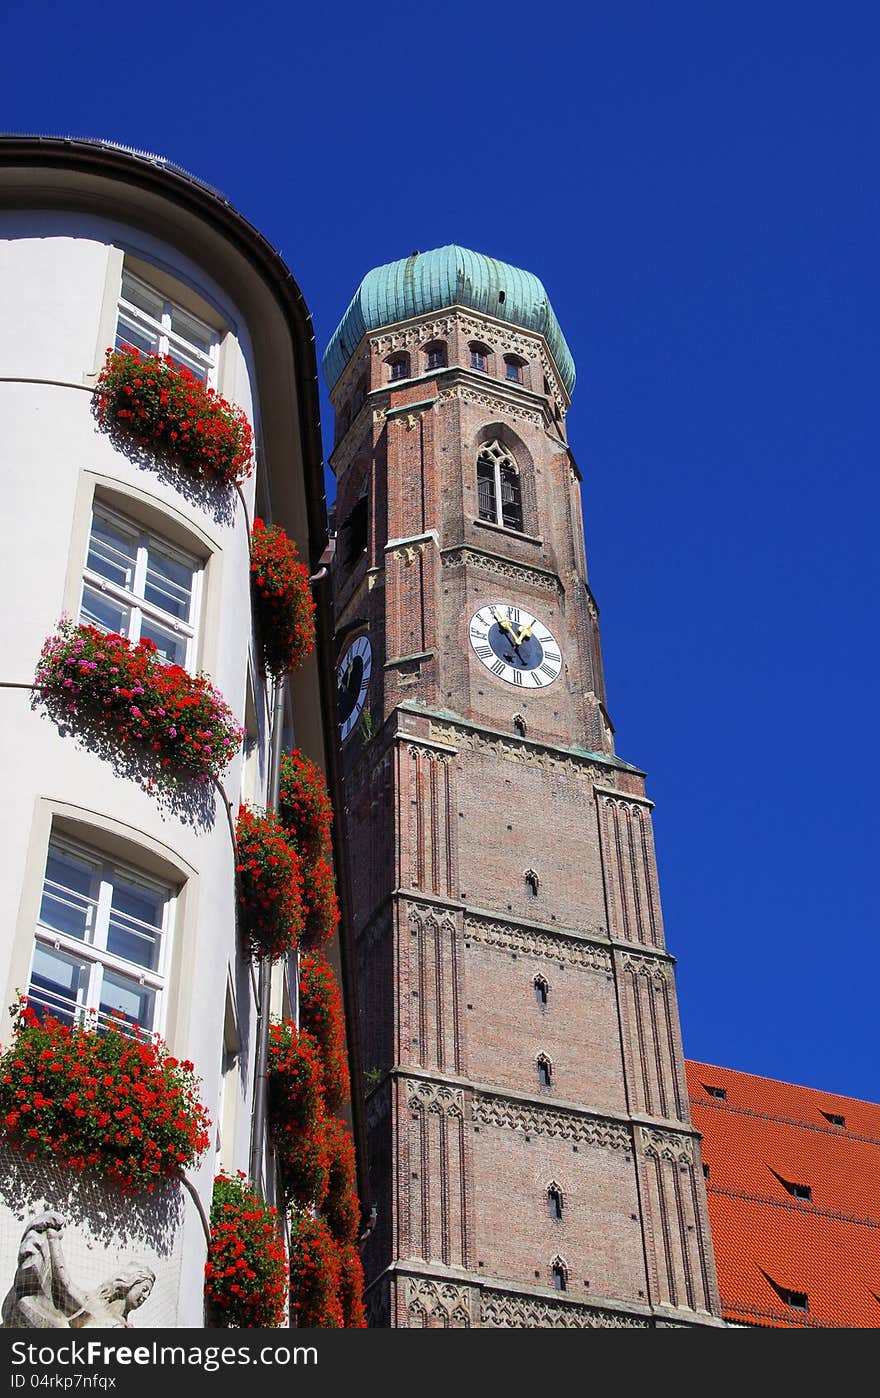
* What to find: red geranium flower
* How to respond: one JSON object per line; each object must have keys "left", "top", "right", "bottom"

{"left": 0, "top": 1002, "right": 210, "bottom": 1194}
{"left": 205, "top": 1172, "right": 288, "bottom": 1327}
{"left": 93, "top": 347, "right": 254, "bottom": 486}
{"left": 250, "top": 519, "right": 316, "bottom": 677}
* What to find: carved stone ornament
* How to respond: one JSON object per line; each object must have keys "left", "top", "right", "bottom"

{"left": 407, "top": 1080, "right": 465, "bottom": 1119}
{"left": 442, "top": 548, "right": 561, "bottom": 594}
{"left": 480, "top": 1289, "right": 648, "bottom": 1329}
{"left": 406, "top": 742, "right": 453, "bottom": 765}
{"left": 452, "top": 312, "right": 566, "bottom": 412}
{"left": 464, "top": 916, "right": 611, "bottom": 971}
{"left": 406, "top": 1276, "right": 474, "bottom": 1326}
{"left": 388, "top": 542, "right": 424, "bottom": 566}
{"left": 437, "top": 385, "right": 543, "bottom": 429}
{"left": 621, "top": 954, "right": 669, "bottom": 985}
{"left": 408, "top": 903, "right": 458, "bottom": 939}
{"left": 371, "top": 319, "right": 455, "bottom": 357}
{"left": 428, "top": 720, "right": 622, "bottom": 788}
{"left": 472, "top": 1095, "right": 631, "bottom": 1152}
{"left": 642, "top": 1128, "right": 696, "bottom": 1167}
{"left": 1, "top": 1213, "right": 155, "bottom": 1329}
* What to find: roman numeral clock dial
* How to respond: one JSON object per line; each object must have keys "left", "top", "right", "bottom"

{"left": 336, "top": 633, "right": 372, "bottom": 741}
{"left": 468, "top": 604, "right": 563, "bottom": 688}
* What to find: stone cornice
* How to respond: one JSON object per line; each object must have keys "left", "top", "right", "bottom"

{"left": 409, "top": 706, "right": 643, "bottom": 783}
{"left": 464, "top": 910, "right": 612, "bottom": 970}
{"left": 442, "top": 545, "right": 561, "bottom": 595}
{"left": 471, "top": 1091, "right": 632, "bottom": 1152}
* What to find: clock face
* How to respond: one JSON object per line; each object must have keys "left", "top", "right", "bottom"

{"left": 336, "top": 634, "right": 372, "bottom": 741}
{"left": 468, "top": 604, "right": 563, "bottom": 688}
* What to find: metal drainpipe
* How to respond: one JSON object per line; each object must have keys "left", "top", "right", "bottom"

{"left": 248, "top": 669, "right": 287, "bottom": 1196}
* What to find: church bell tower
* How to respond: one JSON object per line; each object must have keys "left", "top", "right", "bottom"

{"left": 324, "top": 247, "right": 723, "bottom": 1329}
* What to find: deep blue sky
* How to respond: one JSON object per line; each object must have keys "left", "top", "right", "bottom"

{"left": 5, "top": 3, "right": 878, "bottom": 1104}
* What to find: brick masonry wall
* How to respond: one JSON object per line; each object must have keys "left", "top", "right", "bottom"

{"left": 329, "top": 305, "right": 723, "bottom": 1326}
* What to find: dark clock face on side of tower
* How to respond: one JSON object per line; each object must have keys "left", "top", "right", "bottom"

{"left": 336, "top": 634, "right": 373, "bottom": 741}
{"left": 468, "top": 604, "right": 563, "bottom": 688}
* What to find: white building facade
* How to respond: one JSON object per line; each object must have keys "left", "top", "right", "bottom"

{"left": 0, "top": 137, "right": 361, "bottom": 1328}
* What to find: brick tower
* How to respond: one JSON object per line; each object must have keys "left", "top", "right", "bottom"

{"left": 324, "top": 247, "right": 724, "bottom": 1329}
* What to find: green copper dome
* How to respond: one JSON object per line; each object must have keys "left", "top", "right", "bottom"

{"left": 322, "top": 245, "right": 575, "bottom": 396}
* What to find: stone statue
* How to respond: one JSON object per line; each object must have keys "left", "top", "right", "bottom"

{"left": 69, "top": 1263, "right": 156, "bottom": 1328}
{"left": 1, "top": 1212, "right": 86, "bottom": 1328}
{"left": 1, "top": 1213, "right": 155, "bottom": 1329}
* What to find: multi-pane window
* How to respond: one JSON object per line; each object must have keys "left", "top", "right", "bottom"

{"left": 28, "top": 837, "right": 174, "bottom": 1037}
{"left": 388, "top": 354, "right": 409, "bottom": 381}
{"left": 470, "top": 343, "right": 489, "bottom": 372}
{"left": 80, "top": 504, "right": 201, "bottom": 669}
{"left": 116, "top": 270, "right": 219, "bottom": 385}
{"left": 425, "top": 342, "right": 447, "bottom": 371}
{"left": 476, "top": 441, "right": 523, "bottom": 532}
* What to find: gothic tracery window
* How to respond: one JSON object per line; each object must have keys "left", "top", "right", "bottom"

{"left": 477, "top": 440, "right": 523, "bottom": 532}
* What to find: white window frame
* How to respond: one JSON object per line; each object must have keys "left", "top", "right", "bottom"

{"left": 28, "top": 834, "right": 175, "bottom": 1039}
{"left": 79, "top": 502, "right": 203, "bottom": 671}
{"left": 116, "top": 269, "right": 220, "bottom": 386}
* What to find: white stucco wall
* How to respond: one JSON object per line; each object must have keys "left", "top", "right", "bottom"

{"left": 0, "top": 212, "right": 271, "bottom": 1326}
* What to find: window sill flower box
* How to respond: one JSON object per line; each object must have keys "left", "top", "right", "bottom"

{"left": 0, "top": 1002, "right": 211, "bottom": 1194}
{"left": 93, "top": 347, "right": 254, "bottom": 487}
{"left": 33, "top": 619, "right": 242, "bottom": 786}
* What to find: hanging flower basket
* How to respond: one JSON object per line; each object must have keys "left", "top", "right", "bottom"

{"left": 235, "top": 806, "right": 304, "bottom": 961}
{"left": 301, "top": 856, "right": 340, "bottom": 951}
{"left": 277, "top": 751, "right": 333, "bottom": 865}
{"left": 33, "top": 619, "right": 242, "bottom": 786}
{"left": 322, "top": 1117, "right": 360, "bottom": 1246}
{"left": 267, "top": 1020, "right": 334, "bottom": 1209}
{"left": 93, "top": 347, "right": 254, "bottom": 486}
{"left": 0, "top": 1001, "right": 211, "bottom": 1194}
{"left": 205, "top": 1172, "right": 288, "bottom": 1328}
{"left": 288, "top": 1209, "right": 344, "bottom": 1328}
{"left": 267, "top": 1020, "right": 324, "bottom": 1139}
{"left": 250, "top": 520, "right": 316, "bottom": 676}
{"left": 299, "top": 953, "right": 350, "bottom": 1112}
{"left": 337, "top": 1242, "right": 367, "bottom": 1328}
{"left": 277, "top": 1111, "right": 332, "bottom": 1211}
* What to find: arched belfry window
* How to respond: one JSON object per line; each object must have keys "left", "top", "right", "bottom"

{"left": 524, "top": 868, "right": 539, "bottom": 898}
{"left": 534, "top": 975, "right": 549, "bottom": 1007}
{"left": 547, "top": 1183, "right": 563, "bottom": 1220}
{"left": 537, "top": 1054, "right": 552, "bottom": 1089}
{"left": 477, "top": 440, "right": 523, "bottom": 532}
{"left": 551, "top": 1258, "right": 567, "bottom": 1291}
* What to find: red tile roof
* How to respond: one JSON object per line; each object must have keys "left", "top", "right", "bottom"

{"left": 686, "top": 1060, "right": 880, "bottom": 1328}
